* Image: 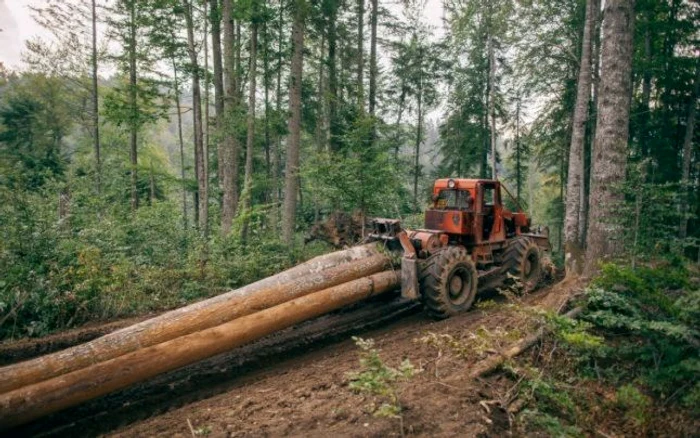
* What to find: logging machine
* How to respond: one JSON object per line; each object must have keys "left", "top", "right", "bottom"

{"left": 370, "top": 178, "right": 550, "bottom": 318}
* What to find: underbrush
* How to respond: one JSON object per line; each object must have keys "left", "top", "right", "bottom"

{"left": 0, "top": 194, "right": 333, "bottom": 340}
{"left": 512, "top": 262, "right": 699, "bottom": 436}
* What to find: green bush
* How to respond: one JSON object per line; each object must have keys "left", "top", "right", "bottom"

{"left": 580, "top": 263, "right": 699, "bottom": 408}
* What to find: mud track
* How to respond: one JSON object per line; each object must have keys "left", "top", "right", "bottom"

{"left": 8, "top": 279, "right": 563, "bottom": 438}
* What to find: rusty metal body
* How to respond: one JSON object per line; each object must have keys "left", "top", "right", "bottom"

{"left": 370, "top": 178, "right": 550, "bottom": 302}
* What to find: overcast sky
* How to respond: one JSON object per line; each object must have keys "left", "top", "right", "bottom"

{"left": 0, "top": 0, "right": 445, "bottom": 71}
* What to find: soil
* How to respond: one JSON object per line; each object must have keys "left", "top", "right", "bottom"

{"left": 7, "top": 274, "right": 578, "bottom": 438}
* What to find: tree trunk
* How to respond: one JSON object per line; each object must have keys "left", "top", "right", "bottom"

{"left": 0, "top": 245, "right": 385, "bottom": 397}
{"left": 184, "top": 0, "right": 208, "bottom": 235}
{"left": 282, "top": 1, "right": 305, "bottom": 245}
{"left": 679, "top": 63, "right": 699, "bottom": 239}
{"left": 327, "top": 2, "right": 340, "bottom": 152}
{"left": 221, "top": 0, "right": 240, "bottom": 236}
{"left": 393, "top": 83, "right": 407, "bottom": 163}
{"left": 356, "top": 0, "right": 365, "bottom": 109}
{"left": 564, "top": 0, "right": 594, "bottom": 276}
{"left": 270, "top": 0, "right": 284, "bottom": 234}
{"left": 368, "top": 0, "right": 378, "bottom": 118}
{"left": 203, "top": 0, "right": 210, "bottom": 201}
{"left": 581, "top": 0, "right": 600, "bottom": 246}
{"left": 481, "top": 78, "right": 489, "bottom": 178}
{"left": 584, "top": 0, "right": 635, "bottom": 275}
{"left": 173, "top": 60, "right": 188, "bottom": 229}
{"left": 413, "top": 48, "right": 423, "bottom": 213}
{"left": 0, "top": 270, "right": 399, "bottom": 430}
{"left": 515, "top": 95, "right": 522, "bottom": 201}
{"left": 263, "top": 21, "right": 272, "bottom": 189}
{"left": 315, "top": 35, "right": 326, "bottom": 153}
{"left": 91, "top": 0, "right": 100, "bottom": 194}
{"left": 211, "top": 0, "right": 225, "bottom": 194}
{"left": 128, "top": 1, "right": 138, "bottom": 211}
{"left": 488, "top": 31, "right": 497, "bottom": 179}
{"left": 241, "top": 22, "right": 258, "bottom": 242}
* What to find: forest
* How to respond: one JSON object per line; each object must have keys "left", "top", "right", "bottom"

{"left": 0, "top": 0, "right": 698, "bottom": 436}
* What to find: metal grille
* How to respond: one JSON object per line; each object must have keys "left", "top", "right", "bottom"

{"left": 425, "top": 210, "right": 444, "bottom": 230}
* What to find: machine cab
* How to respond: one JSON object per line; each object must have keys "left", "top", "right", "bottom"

{"left": 425, "top": 178, "right": 512, "bottom": 245}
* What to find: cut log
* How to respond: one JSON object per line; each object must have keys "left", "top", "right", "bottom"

{"left": 0, "top": 270, "right": 400, "bottom": 430}
{"left": 0, "top": 244, "right": 387, "bottom": 395}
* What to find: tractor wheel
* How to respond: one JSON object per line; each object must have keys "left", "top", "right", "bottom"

{"left": 503, "top": 237, "right": 541, "bottom": 292}
{"left": 419, "top": 247, "right": 478, "bottom": 319}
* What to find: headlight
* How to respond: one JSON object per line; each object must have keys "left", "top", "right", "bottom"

{"left": 447, "top": 179, "right": 456, "bottom": 188}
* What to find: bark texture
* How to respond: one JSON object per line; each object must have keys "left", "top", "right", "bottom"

{"left": 368, "top": 0, "right": 378, "bottom": 117}
{"left": 565, "top": 0, "right": 594, "bottom": 276}
{"left": 183, "top": 0, "right": 207, "bottom": 234}
{"left": 91, "top": 0, "right": 100, "bottom": 194}
{"left": 128, "top": 1, "right": 138, "bottom": 211}
{"left": 585, "top": 0, "right": 635, "bottom": 275}
{"left": 241, "top": 22, "right": 258, "bottom": 241}
{"left": 282, "top": 1, "right": 305, "bottom": 244}
{"left": 221, "top": 0, "right": 240, "bottom": 236}
{"left": 0, "top": 271, "right": 400, "bottom": 430}
{"left": 0, "top": 245, "right": 384, "bottom": 395}
{"left": 211, "top": 0, "right": 225, "bottom": 191}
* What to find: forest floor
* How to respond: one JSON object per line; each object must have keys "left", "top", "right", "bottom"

{"left": 4, "top": 273, "right": 696, "bottom": 437}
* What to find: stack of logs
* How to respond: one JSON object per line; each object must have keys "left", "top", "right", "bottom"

{"left": 0, "top": 243, "right": 399, "bottom": 430}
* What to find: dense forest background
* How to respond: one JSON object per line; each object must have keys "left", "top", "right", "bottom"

{"left": 0, "top": 0, "right": 698, "bottom": 339}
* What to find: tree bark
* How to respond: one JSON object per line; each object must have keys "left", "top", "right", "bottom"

{"left": 282, "top": 0, "right": 305, "bottom": 245}
{"left": 173, "top": 59, "right": 188, "bottom": 229}
{"left": 183, "top": 0, "right": 208, "bottom": 235}
{"left": 91, "top": 0, "right": 100, "bottom": 194}
{"left": 128, "top": 0, "right": 138, "bottom": 211}
{"left": 221, "top": 0, "right": 240, "bottom": 236}
{"left": 327, "top": 1, "right": 341, "bottom": 152}
{"left": 488, "top": 31, "right": 497, "bottom": 179}
{"left": 241, "top": 22, "right": 258, "bottom": 241}
{"left": 203, "top": 0, "right": 210, "bottom": 203}
{"left": 368, "top": 0, "right": 378, "bottom": 118}
{"left": 565, "top": 0, "right": 594, "bottom": 276}
{"left": 0, "top": 270, "right": 399, "bottom": 430}
{"left": 584, "top": 0, "right": 635, "bottom": 275}
{"left": 0, "top": 244, "right": 385, "bottom": 396}
{"left": 356, "top": 0, "right": 365, "bottom": 109}
{"left": 413, "top": 45, "right": 423, "bottom": 213}
{"left": 679, "top": 62, "right": 699, "bottom": 239}
{"left": 270, "top": 0, "right": 284, "bottom": 233}
{"left": 211, "top": 0, "right": 225, "bottom": 193}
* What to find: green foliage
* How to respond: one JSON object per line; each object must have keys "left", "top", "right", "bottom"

{"left": 581, "top": 264, "right": 699, "bottom": 408}
{"left": 302, "top": 115, "right": 403, "bottom": 218}
{"left": 346, "top": 337, "right": 416, "bottom": 418}
{"left": 518, "top": 409, "right": 584, "bottom": 438}
{"left": 616, "top": 384, "right": 651, "bottom": 427}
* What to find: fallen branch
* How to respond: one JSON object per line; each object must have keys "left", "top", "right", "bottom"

{"left": 469, "top": 307, "right": 584, "bottom": 379}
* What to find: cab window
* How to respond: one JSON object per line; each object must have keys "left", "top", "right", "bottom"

{"left": 436, "top": 189, "right": 473, "bottom": 210}
{"left": 483, "top": 186, "right": 495, "bottom": 206}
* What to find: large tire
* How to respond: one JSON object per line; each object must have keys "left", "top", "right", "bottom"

{"left": 419, "top": 247, "right": 478, "bottom": 319}
{"left": 503, "top": 237, "right": 541, "bottom": 292}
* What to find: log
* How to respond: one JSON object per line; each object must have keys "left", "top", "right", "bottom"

{"left": 0, "top": 244, "right": 387, "bottom": 394}
{"left": 0, "top": 270, "right": 400, "bottom": 430}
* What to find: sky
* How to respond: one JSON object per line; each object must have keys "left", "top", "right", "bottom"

{"left": 0, "top": 0, "right": 446, "bottom": 71}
